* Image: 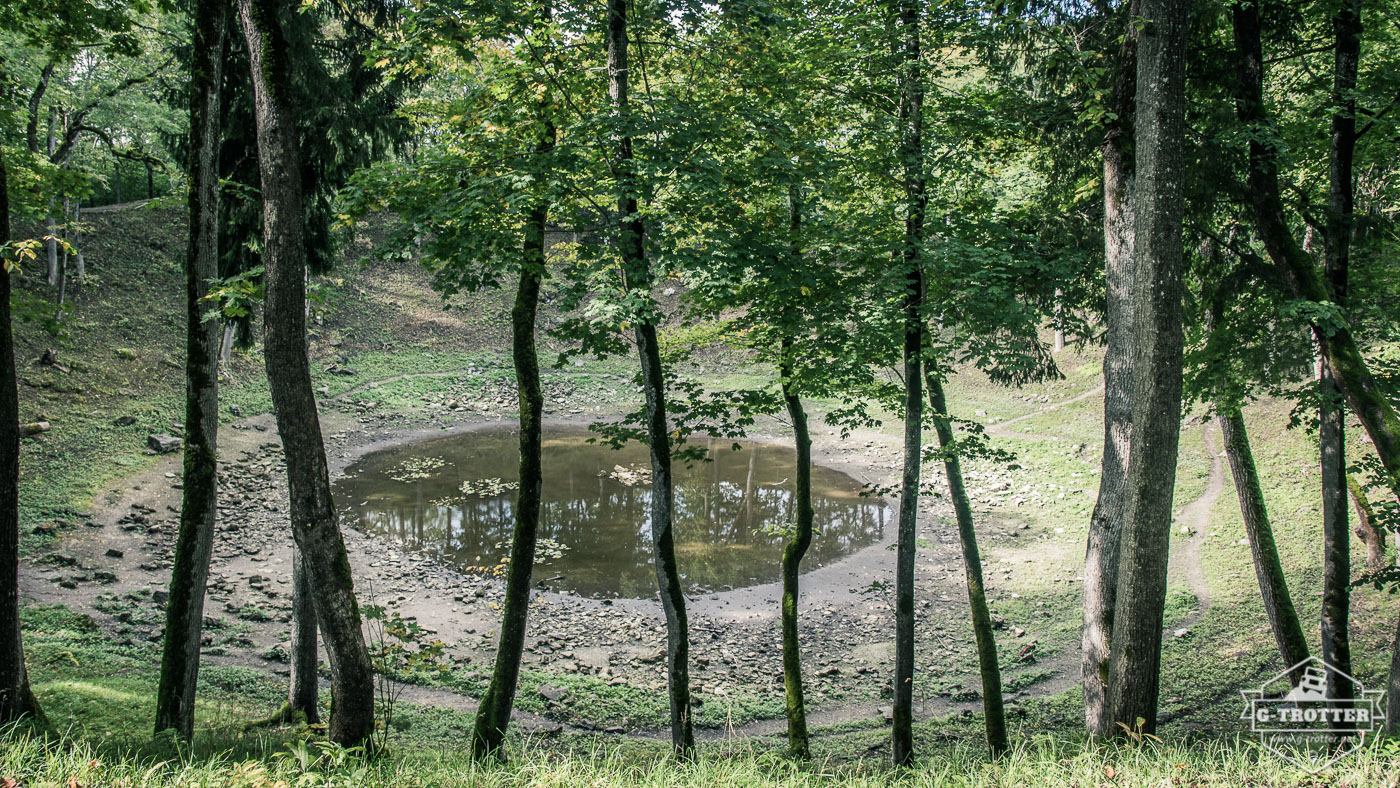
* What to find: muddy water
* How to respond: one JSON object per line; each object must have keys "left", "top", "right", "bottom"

{"left": 333, "top": 425, "right": 890, "bottom": 598}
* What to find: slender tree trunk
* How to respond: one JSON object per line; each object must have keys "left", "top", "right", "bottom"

{"left": 237, "top": 0, "right": 375, "bottom": 748}
{"left": 891, "top": 0, "right": 926, "bottom": 768}
{"left": 45, "top": 112, "right": 57, "bottom": 287}
{"left": 1319, "top": 0, "right": 1360, "bottom": 720}
{"left": 1346, "top": 474, "right": 1385, "bottom": 571}
{"left": 154, "top": 0, "right": 229, "bottom": 740}
{"left": 607, "top": 0, "right": 693, "bottom": 757}
{"left": 927, "top": 372, "right": 1007, "bottom": 756}
{"left": 54, "top": 197, "right": 68, "bottom": 315}
{"left": 113, "top": 160, "right": 122, "bottom": 205}
{"left": 1104, "top": 0, "right": 1188, "bottom": 737}
{"left": 1232, "top": 0, "right": 1400, "bottom": 500}
{"left": 0, "top": 153, "right": 42, "bottom": 727}
{"left": 288, "top": 546, "right": 319, "bottom": 722}
{"left": 1218, "top": 409, "right": 1310, "bottom": 683}
{"left": 1388, "top": 612, "right": 1400, "bottom": 734}
{"left": 1052, "top": 289, "right": 1066, "bottom": 353}
{"left": 73, "top": 203, "right": 84, "bottom": 283}
{"left": 220, "top": 322, "right": 236, "bottom": 367}
{"left": 146, "top": 161, "right": 155, "bottom": 200}
{"left": 778, "top": 339, "right": 812, "bottom": 759}
{"left": 472, "top": 66, "right": 554, "bottom": 757}
{"left": 1083, "top": 0, "right": 1137, "bottom": 738}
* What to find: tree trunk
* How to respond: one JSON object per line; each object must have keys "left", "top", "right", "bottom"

{"left": 778, "top": 339, "right": 812, "bottom": 759}
{"left": 1388, "top": 611, "right": 1400, "bottom": 734}
{"left": 45, "top": 112, "right": 57, "bottom": 287}
{"left": 113, "top": 160, "right": 122, "bottom": 205}
{"left": 607, "top": 0, "right": 693, "bottom": 757}
{"left": 1346, "top": 474, "right": 1385, "bottom": 571}
{"left": 288, "top": 546, "right": 319, "bottom": 723}
{"left": 154, "top": 0, "right": 229, "bottom": 740}
{"left": 1319, "top": 0, "right": 1360, "bottom": 723}
{"left": 892, "top": 0, "right": 926, "bottom": 767}
{"left": 1052, "top": 289, "right": 1066, "bottom": 353}
{"left": 1232, "top": 0, "right": 1400, "bottom": 501}
{"left": 927, "top": 372, "right": 1007, "bottom": 756}
{"left": 1218, "top": 409, "right": 1310, "bottom": 683}
{"left": 1104, "top": 0, "right": 1188, "bottom": 737}
{"left": 0, "top": 152, "right": 42, "bottom": 727}
{"left": 236, "top": 0, "right": 375, "bottom": 749}
{"left": 73, "top": 203, "right": 84, "bottom": 283}
{"left": 1083, "top": 0, "right": 1137, "bottom": 738}
{"left": 472, "top": 69, "right": 553, "bottom": 757}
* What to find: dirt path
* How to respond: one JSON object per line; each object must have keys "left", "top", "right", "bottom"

{"left": 985, "top": 383, "right": 1105, "bottom": 442}
{"left": 1167, "top": 423, "right": 1223, "bottom": 630}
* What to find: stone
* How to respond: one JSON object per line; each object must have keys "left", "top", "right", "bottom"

{"left": 537, "top": 684, "right": 568, "bottom": 702}
{"left": 114, "top": 415, "right": 138, "bottom": 427}
{"left": 105, "top": 548, "right": 124, "bottom": 559}
{"left": 147, "top": 434, "right": 183, "bottom": 454}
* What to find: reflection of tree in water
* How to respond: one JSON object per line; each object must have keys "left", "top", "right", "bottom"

{"left": 335, "top": 427, "right": 888, "bottom": 598}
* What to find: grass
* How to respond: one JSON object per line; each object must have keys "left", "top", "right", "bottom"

{"left": 3, "top": 726, "right": 1400, "bottom": 787}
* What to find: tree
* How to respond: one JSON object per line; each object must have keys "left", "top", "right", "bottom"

{"left": 154, "top": 0, "right": 230, "bottom": 741}
{"left": 235, "top": 0, "right": 375, "bottom": 748}
{"left": 0, "top": 152, "right": 42, "bottom": 727}
{"left": 891, "top": 0, "right": 926, "bottom": 766}
{"left": 1103, "top": 0, "right": 1189, "bottom": 736}
{"left": 607, "top": 0, "right": 693, "bottom": 757}
{"left": 1083, "top": 0, "right": 1137, "bottom": 738}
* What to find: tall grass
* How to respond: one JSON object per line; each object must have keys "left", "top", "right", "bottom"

{"left": 3, "top": 726, "right": 1399, "bottom": 787}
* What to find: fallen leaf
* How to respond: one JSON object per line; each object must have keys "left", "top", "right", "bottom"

{"left": 1104, "top": 765, "right": 1116, "bottom": 779}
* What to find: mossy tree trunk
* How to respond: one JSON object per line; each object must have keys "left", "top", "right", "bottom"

{"left": 1319, "top": 0, "right": 1360, "bottom": 720}
{"left": 1084, "top": 0, "right": 1137, "bottom": 739}
{"left": 1104, "top": 0, "right": 1188, "bottom": 736}
{"left": 778, "top": 339, "right": 812, "bottom": 759}
{"left": 236, "top": 0, "right": 375, "bottom": 748}
{"left": 607, "top": 0, "right": 693, "bottom": 757}
{"left": 926, "top": 373, "right": 1007, "bottom": 757}
{"left": 891, "top": 0, "right": 926, "bottom": 766}
{"left": 1217, "top": 409, "right": 1310, "bottom": 684}
{"left": 288, "top": 546, "right": 319, "bottom": 723}
{"left": 154, "top": 0, "right": 230, "bottom": 740}
{"left": 472, "top": 72, "right": 554, "bottom": 757}
{"left": 0, "top": 152, "right": 42, "bottom": 727}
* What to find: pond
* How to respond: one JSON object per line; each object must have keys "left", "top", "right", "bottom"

{"left": 333, "top": 425, "right": 890, "bottom": 599}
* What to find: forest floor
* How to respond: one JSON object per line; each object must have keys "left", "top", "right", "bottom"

{"left": 7, "top": 203, "right": 1399, "bottom": 781}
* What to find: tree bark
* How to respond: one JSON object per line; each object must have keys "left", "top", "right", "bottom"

{"left": 891, "top": 0, "right": 926, "bottom": 767}
{"left": 472, "top": 71, "right": 554, "bottom": 757}
{"left": 1388, "top": 611, "right": 1400, "bottom": 734}
{"left": 1346, "top": 474, "right": 1385, "bottom": 571}
{"left": 1083, "top": 0, "right": 1137, "bottom": 738}
{"left": 0, "top": 152, "right": 42, "bottom": 727}
{"left": 778, "top": 339, "right": 812, "bottom": 759}
{"left": 236, "top": 0, "right": 375, "bottom": 749}
{"left": 1218, "top": 409, "right": 1310, "bottom": 683}
{"left": 288, "top": 546, "right": 319, "bottom": 723}
{"left": 1104, "top": 0, "right": 1188, "bottom": 737}
{"left": 1232, "top": 0, "right": 1400, "bottom": 500}
{"left": 154, "top": 0, "right": 229, "bottom": 741}
{"left": 926, "top": 372, "right": 1007, "bottom": 756}
{"left": 607, "top": 0, "right": 693, "bottom": 757}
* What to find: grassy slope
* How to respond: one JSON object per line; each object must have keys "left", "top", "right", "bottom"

{"left": 7, "top": 205, "right": 1400, "bottom": 784}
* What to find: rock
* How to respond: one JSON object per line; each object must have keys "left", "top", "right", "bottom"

{"left": 105, "top": 548, "right": 124, "bottom": 559}
{"left": 147, "top": 434, "right": 183, "bottom": 454}
{"left": 20, "top": 422, "right": 51, "bottom": 438}
{"left": 114, "top": 415, "right": 138, "bottom": 426}
{"left": 879, "top": 705, "right": 894, "bottom": 723}
{"left": 93, "top": 571, "right": 118, "bottom": 584}
{"left": 537, "top": 684, "right": 568, "bottom": 702}
{"left": 152, "top": 590, "right": 170, "bottom": 605}
{"left": 1173, "top": 628, "right": 1191, "bottom": 638}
